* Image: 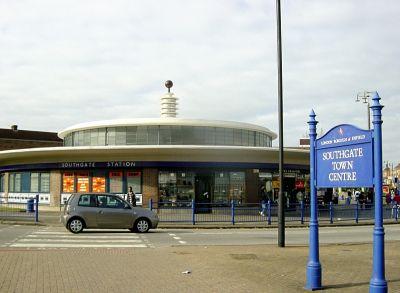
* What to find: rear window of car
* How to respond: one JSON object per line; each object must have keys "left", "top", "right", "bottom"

{"left": 78, "top": 194, "right": 97, "bottom": 207}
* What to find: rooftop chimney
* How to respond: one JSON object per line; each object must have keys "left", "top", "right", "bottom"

{"left": 11, "top": 125, "right": 18, "bottom": 132}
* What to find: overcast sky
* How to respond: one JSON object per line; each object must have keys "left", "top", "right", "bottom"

{"left": 0, "top": 0, "right": 399, "bottom": 165}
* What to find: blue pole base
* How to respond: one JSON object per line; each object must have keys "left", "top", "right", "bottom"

{"left": 305, "top": 262, "right": 322, "bottom": 290}
{"left": 369, "top": 279, "right": 388, "bottom": 293}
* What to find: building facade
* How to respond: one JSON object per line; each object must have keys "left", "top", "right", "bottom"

{"left": 0, "top": 89, "right": 310, "bottom": 207}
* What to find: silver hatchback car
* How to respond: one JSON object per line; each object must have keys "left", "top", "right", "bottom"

{"left": 61, "top": 193, "right": 159, "bottom": 233}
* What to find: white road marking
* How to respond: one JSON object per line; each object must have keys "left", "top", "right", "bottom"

{"left": 179, "top": 241, "right": 187, "bottom": 244}
{"left": 10, "top": 243, "right": 147, "bottom": 248}
{"left": 173, "top": 237, "right": 181, "bottom": 240}
{"left": 27, "top": 235, "right": 139, "bottom": 239}
{"left": 19, "top": 239, "right": 143, "bottom": 243}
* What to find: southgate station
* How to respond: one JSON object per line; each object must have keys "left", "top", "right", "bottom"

{"left": 0, "top": 82, "right": 309, "bottom": 208}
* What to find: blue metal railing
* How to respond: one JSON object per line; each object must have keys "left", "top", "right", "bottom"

{"left": 149, "top": 200, "right": 399, "bottom": 225}
{"left": 0, "top": 194, "right": 39, "bottom": 222}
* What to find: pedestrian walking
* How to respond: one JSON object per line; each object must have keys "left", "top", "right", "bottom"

{"left": 127, "top": 186, "right": 136, "bottom": 207}
{"left": 260, "top": 186, "right": 267, "bottom": 216}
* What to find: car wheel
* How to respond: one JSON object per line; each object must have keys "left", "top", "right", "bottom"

{"left": 68, "top": 218, "right": 84, "bottom": 234}
{"left": 134, "top": 218, "right": 150, "bottom": 233}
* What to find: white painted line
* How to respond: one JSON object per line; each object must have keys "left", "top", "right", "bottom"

{"left": 173, "top": 237, "right": 181, "bottom": 240}
{"left": 178, "top": 241, "right": 187, "bottom": 244}
{"left": 10, "top": 243, "right": 148, "bottom": 248}
{"left": 33, "top": 232, "right": 74, "bottom": 235}
{"left": 27, "top": 235, "right": 139, "bottom": 239}
{"left": 169, "top": 233, "right": 176, "bottom": 236}
{"left": 18, "top": 239, "right": 143, "bottom": 243}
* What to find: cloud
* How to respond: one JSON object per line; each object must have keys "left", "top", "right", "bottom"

{"left": 0, "top": 0, "right": 399, "bottom": 164}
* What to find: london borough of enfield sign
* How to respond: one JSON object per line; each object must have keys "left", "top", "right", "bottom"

{"left": 316, "top": 124, "right": 373, "bottom": 188}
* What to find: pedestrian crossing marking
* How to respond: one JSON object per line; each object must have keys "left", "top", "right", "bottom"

{"left": 8, "top": 228, "right": 150, "bottom": 248}
{"left": 10, "top": 243, "right": 147, "bottom": 248}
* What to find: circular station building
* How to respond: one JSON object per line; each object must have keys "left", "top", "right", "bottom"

{"left": 0, "top": 83, "right": 309, "bottom": 207}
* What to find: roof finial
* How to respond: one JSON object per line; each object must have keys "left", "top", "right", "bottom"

{"left": 165, "top": 80, "right": 173, "bottom": 93}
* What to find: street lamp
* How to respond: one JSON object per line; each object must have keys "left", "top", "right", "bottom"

{"left": 356, "top": 91, "right": 371, "bottom": 130}
{"left": 276, "top": 0, "right": 285, "bottom": 248}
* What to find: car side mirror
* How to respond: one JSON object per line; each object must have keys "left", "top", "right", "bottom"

{"left": 124, "top": 204, "right": 131, "bottom": 209}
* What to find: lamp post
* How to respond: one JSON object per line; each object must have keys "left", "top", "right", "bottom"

{"left": 356, "top": 91, "right": 371, "bottom": 130}
{"left": 276, "top": 0, "right": 285, "bottom": 248}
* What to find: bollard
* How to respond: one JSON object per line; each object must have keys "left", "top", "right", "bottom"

{"left": 300, "top": 200, "right": 304, "bottom": 224}
{"left": 231, "top": 200, "right": 235, "bottom": 225}
{"left": 149, "top": 198, "right": 153, "bottom": 211}
{"left": 35, "top": 194, "right": 39, "bottom": 223}
{"left": 329, "top": 202, "right": 333, "bottom": 224}
{"left": 395, "top": 203, "right": 398, "bottom": 222}
{"left": 267, "top": 200, "right": 271, "bottom": 225}
{"left": 191, "top": 199, "right": 195, "bottom": 225}
{"left": 355, "top": 200, "right": 359, "bottom": 224}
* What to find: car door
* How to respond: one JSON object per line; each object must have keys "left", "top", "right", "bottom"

{"left": 76, "top": 194, "right": 100, "bottom": 228}
{"left": 96, "top": 195, "right": 134, "bottom": 228}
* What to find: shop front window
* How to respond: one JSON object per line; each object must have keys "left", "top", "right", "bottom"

{"left": 77, "top": 172, "right": 89, "bottom": 193}
{"left": 109, "top": 171, "right": 123, "bottom": 193}
{"left": 92, "top": 176, "right": 106, "bottom": 193}
{"left": 127, "top": 172, "right": 141, "bottom": 194}
{"left": 214, "top": 172, "right": 229, "bottom": 203}
{"left": 63, "top": 173, "right": 75, "bottom": 193}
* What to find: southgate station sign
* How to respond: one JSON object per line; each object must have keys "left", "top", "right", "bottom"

{"left": 316, "top": 124, "right": 373, "bottom": 188}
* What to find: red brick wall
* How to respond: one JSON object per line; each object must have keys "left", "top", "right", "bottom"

{"left": 142, "top": 168, "right": 158, "bottom": 208}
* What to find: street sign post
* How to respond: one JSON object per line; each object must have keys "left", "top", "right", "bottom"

{"left": 306, "top": 92, "right": 387, "bottom": 292}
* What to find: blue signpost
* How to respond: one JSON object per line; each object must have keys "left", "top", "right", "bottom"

{"left": 306, "top": 92, "right": 387, "bottom": 292}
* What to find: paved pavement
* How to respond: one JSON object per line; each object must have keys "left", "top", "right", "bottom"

{"left": 0, "top": 208, "right": 399, "bottom": 292}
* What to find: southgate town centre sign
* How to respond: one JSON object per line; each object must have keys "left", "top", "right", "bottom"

{"left": 305, "top": 92, "right": 387, "bottom": 293}
{"left": 316, "top": 124, "right": 373, "bottom": 188}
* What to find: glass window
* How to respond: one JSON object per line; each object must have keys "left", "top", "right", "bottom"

{"left": 148, "top": 126, "right": 159, "bottom": 144}
{"left": 214, "top": 172, "right": 229, "bottom": 203}
{"left": 204, "top": 127, "right": 216, "bottom": 145}
{"left": 21, "top": 172, "right": 30, "bottom": 193}
{"left": 230, "top": 172, "right": 245, "bottom": 203}
{"left": 14, "top": 173, "right": 21, "bottom": 192}
{"left": 64, "top": 134, "right": 73, "bottom": 146}
{"left": 159, "top": 126, "right": 171, "bottom": 145}
{"left": 77, "top": 173, "right": 89, "bottom": 193}
{"left": 107, "top": 128, "right": 116, "bottom": 145}
{"left": 98, "top": 128, "right": 106, "bottom": 145}
{"left": 31, "top": 173, "right": 39, "bottom": 192}
{"left": 78, "top": 194, "right": 97, "bottom": 207}
{"left": 83, "top": 130, "right": 90, "bottom": 146}
{"left": 9, "top": 173, "right": 15, "bottom": 192}
{"left": 233, "top": 129, "right": 242, "bottom": 146}
{"left": 171, "top": 126, "right": 182, "bottom": 144}
{"left": 127, "top": 172, "right": 141, "bottom": 194}
{"left": 182, "top": 126, "right": 194, "bottom": 145}
{"left": 137, "top": 126, "right": 148, "bottom": 145}
{"left": 109, "top": 171, "right": 123, "bottom": 193}
{"left": 63, "top": 172, "right": 75, "bottom": 193}
{"left": 126, "top": 127, "right": 137, "bottom": 145}
{"left": 97, "top": 195, "right": 125, "bottom": 209}
{"left": 90, "top": 129, "right": 99, "bottom": 146}
{"left": 215, "top": 128, "right": 225, "bottom": 145}
{"left": 92, "top": 176, "right": 106, "bottom": 193}
{"left": 115, "top": 127, "right": 127, "bottom": 145}
{"left": 0, "top": 174, "right": 4, "bottom": 192}
{"left": 40, "top": 173, "right": 50, "bottom": 193}
{"left": 193, "top": 127, "right": 205, "bottom": 145}
{"left": 224, "top": 128, "right": 234, "bottom": 145}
